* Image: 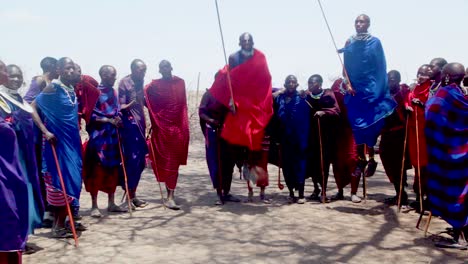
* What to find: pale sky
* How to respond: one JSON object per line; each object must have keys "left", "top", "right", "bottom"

{"left": 1, "top": 0, "right": 467, "bottom": 92}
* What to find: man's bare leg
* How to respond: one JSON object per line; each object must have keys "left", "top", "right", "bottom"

{"left": 90, "top": 193, "right": 102, "bottom": 218}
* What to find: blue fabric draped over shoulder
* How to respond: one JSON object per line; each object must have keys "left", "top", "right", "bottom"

{"left": 425, "top": 85, "right": 468, "bottom": 229}
{"left": 35, "top": 82, "right": 82, "bottom": 200}
{"left": 275, "top": 92, "right": 310, "bottom": 150}
{"left": 342, "top": 35, "right": 396, "bottom": 146}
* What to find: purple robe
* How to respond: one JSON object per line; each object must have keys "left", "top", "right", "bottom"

{"left": 0, "top": 113, "right": 29, "bottom": 251}
{"left": 118, "top": 75, "right": 148, "bottom": 190}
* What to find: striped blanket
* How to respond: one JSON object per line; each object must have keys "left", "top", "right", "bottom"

{"left": 425, "top": 84, "right": 468, "bottom": 228}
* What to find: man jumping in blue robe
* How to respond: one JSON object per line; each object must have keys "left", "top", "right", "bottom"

{"left": 339, "top": 14, "right": 396, "bottom": 177}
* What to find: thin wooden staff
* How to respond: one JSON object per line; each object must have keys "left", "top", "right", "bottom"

{"left": 51, "top": 145, "right": 78, "bottom": 247}
{"left": 144, "top": 91, "right": 167, "bottom": 209}
{"left": 317, "top": 117, "right": 326, "bottom": 203}
{"left": 424, "top": 211, "right": 432, "bottom": 237}
{"left": 214, "top": 0, "right": 236, "bottom": 114}
{"left": 363, "top": 144, "right": 367, "bottom": 202}
{"left": 277, "top": 144, "right": 284, "bottom": 190}
{"left": 415, "top": 108, "right": 423, "bottom": 212}
{"left": 316, "top": 0, "right": 354, "bottom": 94}
{"left": 147, "top": 131, "right": 167, "bottom": 210}
{"left": 196, "top": 72, "right": 201, "bottom": 106}
{"left": 397, "top": 116, "right": 409, "bottom": 212}
{"left": 116, "top": 130, "right": 133, "bottom": 217}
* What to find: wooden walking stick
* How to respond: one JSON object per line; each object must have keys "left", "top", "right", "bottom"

{"left": 116, "top": 131, "right": 134, "bottom": 217}
{"left": 196, "top": 72, "right": 201, "bottom": 106}
{"left": 415, "top": 109, "right": 423, "bottom": 212}
{"left": 214, "top": 0, "right": 236, "bottom": 114}
{"left": 147, "top": 130, "right": 167, "bottom": 210}
{"left": 317, "top": 117, "right": 327, "bottom": 203}
{"left": 316, "top": 0, "right": 354, "bottom": 95}
{"left": 144, "top": 91, "right": 167, "bottom": 210}
{"left": 363, "top": 145, "right": 367, "bottom": 202}
{"left": 277, "top": 144, "right": 284, "bottom": 190}
{"left": 51, "top": 145, "right": 78, "bottom": 247}
{"left": 397, "top": 117, "right": 409, "bottom": 212}
{"left": 424, "top": 211, "right": 432, "bottom": 237}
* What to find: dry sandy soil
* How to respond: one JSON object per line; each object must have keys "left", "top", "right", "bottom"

{"left": 24, "top": 140, "right": 467, "bottom": 264}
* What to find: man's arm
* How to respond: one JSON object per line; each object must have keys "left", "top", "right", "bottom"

{"left": 31, "top": 84, "right": 57, "bottom": 144}
{"left": 118, "top": 79, "right": 135, "bottom": 110}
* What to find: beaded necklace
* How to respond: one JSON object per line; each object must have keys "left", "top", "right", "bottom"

{"left": 309, "top": 89, "right": 324, "bottom": 100}
{"left": 53, "top": 79, "right": 77, "bottom": 106}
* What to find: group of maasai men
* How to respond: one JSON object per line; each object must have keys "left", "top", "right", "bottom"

{"left": 0, "top": 56, "right": 189, "bottom": 262}
{"left": 200, "top": 15, "right": 467, "bottom": 249}
{"left": 0, "top": 13, "right": 467, "bottom": 263}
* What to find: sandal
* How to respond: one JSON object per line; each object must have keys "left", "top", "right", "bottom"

{"left": 66, "top": 221, "right": 87, "bottom": 232}
{"left": 51, "top": 228, "right": 74, "bottom": 238}
{"left": 365, "top": 159, "right": 378, "bottom": 177}
{"left": 108, "top": 204, "right": 128, "bottom": 213}
{"left": 90, "top": 208, "right": 102, "bottom": 218}
{"left": 132, "top": 198, "right": 148, "bottom": 208}
{"left": 164, "top": 199, "right": 180, "bottom": 210}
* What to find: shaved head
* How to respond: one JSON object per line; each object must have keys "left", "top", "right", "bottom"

{"left": 357, "top": 14, "right": 370, "bottom": 23}
{"left": 442, "top": 62, "right": 465, "bottom": 86}
{"left": 388, "top": 70, "right": 401, "bottom": 82}
{"left": 430, "top": 57, "right": 448, "bottom": 69}
{"left": 5, "top": 64, "right": 23, "bottom": 90}
{"left": 159, "top": 60, "right": 173, "bottom": 80}
{"left": 131, "top": 59, "right": 146, "bottom": 71}
{"left": 99, "top": 65, "right": 117, "bottom": 87}
{"left": 130, "top": 59, "right": 146, "bottom": 82}
{"left": 99, "top": 65, "right": 115, "bottom": 77}
{"left": 355, "top": 14, "right": 370, "bottom": 33}
{"left": 239, "top": 32, "right": 253, "bottom": 42}
{"left": 387, "top": 70, "right": 401, "bottom": 93}
{"left": 239, "top": 32, "right": 254, "bottom": 52}
{"left": 159, "top": 60, "right": 171, "bottom": 69}
{"left": 284, "top": 74, "right": 298, "bottom": 93}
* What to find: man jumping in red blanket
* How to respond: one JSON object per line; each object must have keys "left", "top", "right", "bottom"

{"left": 146, "top": 60, "right": 189, "bottom": 210}
{"left": 210, "top": 33, "right": 273, "bottom": 202}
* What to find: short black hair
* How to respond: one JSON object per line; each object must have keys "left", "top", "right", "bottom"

{"left": 357, "top": 14, "right": 371, "bottom": 23}
{"left": 130, "top": 59, "right": 145, "bottom": 71}
{"left": 99, "top": 65, "right": 114, "bottom": 77}
{"left": 308, "top": 74, "right": 323, "bottom": 84}
{"left": 57, "top": 57, "right": 73, "bottom": 71}
{"left": 40, "top": 57, "right": 57, "bottom": 73}
{"left": 387, "top": 70, "right": 401, "bottom": 81}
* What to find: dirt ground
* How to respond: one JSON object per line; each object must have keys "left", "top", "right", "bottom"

{"left": 24, "top": 141, "right": 467, "bottom": 264}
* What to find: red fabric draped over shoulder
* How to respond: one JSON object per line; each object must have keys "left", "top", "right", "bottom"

{"left": 209, "top": 49, "right": 273, "bottom": 151}
{"left": 406, "top": 81, "right": 431, "bottom": 167}
{"left": 145, "top": 76, "right": 189, "bottom": 190}
{"left": 75, "top": 75, "right": 100, "bottom": 125}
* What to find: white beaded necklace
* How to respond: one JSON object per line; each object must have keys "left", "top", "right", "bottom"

{"left": 53, "top": 79, "right": 77, "bottom": 106}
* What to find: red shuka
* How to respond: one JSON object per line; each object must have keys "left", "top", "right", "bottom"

{"left": 209, "top": 49, "right": 273, "bottom": 151}
{"left": 331, "top": 79, "right": 356, "bottom": 189}
{"left": 75, "top": 75, "right": 100, "bottom": 125}
{"left": 405, "top": 81, "right": 431, "bottom": 168}
{"left": 145, "top": 76, "right": 189, "bottom": 190}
